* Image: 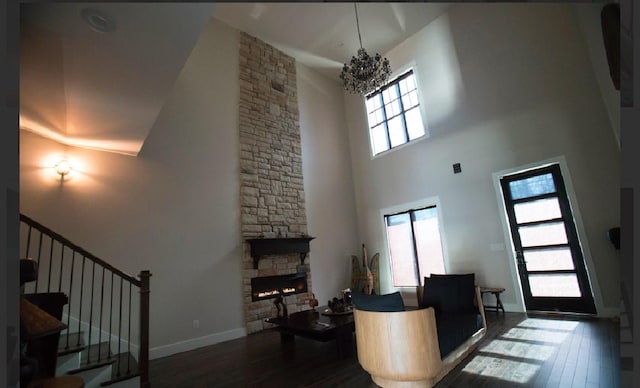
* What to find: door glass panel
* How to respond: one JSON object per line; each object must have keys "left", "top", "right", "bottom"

{"left": 514, "top": 198, "right": 561, "bottom": 224}
{"left": 519, "top": 223, "right": 567, "bottom": 246}
{"left": 529, "top": 274, "right": 582, "bottom": 297}
{"left": 524, "top": 248, "right": 575, "bottom": 271}
{"left": 509, "top": 173, "right": 556, "bottom": 200}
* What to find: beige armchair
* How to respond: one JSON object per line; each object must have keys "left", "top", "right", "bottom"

{"left": 353, "top": 285, "right": 487, "bottom": 387}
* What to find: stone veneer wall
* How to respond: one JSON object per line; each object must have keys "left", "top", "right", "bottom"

{"left": 238, "top": 32, "right": 312, "bottom": 334}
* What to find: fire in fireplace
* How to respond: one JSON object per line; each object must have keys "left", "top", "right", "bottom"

{"left": 251, "top": 273, "right": 308, "bottom": 302}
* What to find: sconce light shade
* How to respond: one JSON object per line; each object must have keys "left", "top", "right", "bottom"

{"left": 55, "top": 159, "right": 72, "bottom": 177}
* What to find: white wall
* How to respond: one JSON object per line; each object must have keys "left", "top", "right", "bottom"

{"left": 20, "top": 19, "right": 246, "bottom": 356}
{"left": 344, "top": 3, "right": 620, "bottom": 315}
{"left": 297, "top": 64, "right": 359, "bottom": 305}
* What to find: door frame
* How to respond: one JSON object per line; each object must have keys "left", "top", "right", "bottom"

{"left": 492, "top": 156, "right": 605, "bottom": 315}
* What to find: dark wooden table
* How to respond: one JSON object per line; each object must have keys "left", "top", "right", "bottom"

{"left": 265, "top": 307, "right": 355, "bottom": 358}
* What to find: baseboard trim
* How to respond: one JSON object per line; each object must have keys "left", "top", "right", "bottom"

{"left": 493, "top": 303, "right": 619, "bottom": 318}
{"left": 149, "top": 327, "right": 247, "bottom": 360}
{"left": 502, "top": 303, "right": 524, "bottom": 312}
{"left": 599, "top": 306, "right": 620, "bottom": 318}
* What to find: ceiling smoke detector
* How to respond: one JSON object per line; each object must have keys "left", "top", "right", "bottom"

{"left": 81, "top": 8, "right": 116, "bottom": 33}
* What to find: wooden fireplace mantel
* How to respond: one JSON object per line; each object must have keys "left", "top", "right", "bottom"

{"left": 246, "top": 237, "right": 315, "bottom": 269}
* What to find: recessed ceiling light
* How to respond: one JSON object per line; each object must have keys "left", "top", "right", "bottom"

{"left": 81, "top": 8, "right": 116, "bottom": 33}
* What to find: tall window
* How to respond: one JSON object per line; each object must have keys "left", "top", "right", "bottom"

{"left": 385, "top": 206, "right": 446, "bottom": 287}
{"left": 366, "top": 69, "right": 425, "bottom": 156}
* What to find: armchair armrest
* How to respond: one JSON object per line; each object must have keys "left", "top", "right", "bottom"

{"left": 354, "top": 307, "right": 442, "bottom": 386}
{"left": 474, "top": 285, "right": 487, "bottom": 330}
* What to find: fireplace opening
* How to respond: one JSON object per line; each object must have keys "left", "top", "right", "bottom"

{"left": 251, "top": 272, "right": 308, "bottom": 302}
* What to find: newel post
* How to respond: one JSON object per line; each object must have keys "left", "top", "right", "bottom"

{"left": 139, "top": 270, "right": 151, "bottom": 388}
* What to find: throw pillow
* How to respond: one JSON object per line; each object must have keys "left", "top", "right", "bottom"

{"left": 423, "top": 273, "right": 476, "bottom": 313}
{"left": 351, "top": 291, "right": 405, "bottom": 312}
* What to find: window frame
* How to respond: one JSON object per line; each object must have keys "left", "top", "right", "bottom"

{"left": 364, "top": 66, "right": 429, "bottom": 158}
{"left": 380, "top": 197, "right": 449, "bottom": 289}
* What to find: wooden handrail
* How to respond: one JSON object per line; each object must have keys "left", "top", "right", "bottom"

{"left": 20, "top": 213, "right": 151, "bottom": 386}
{"left": 20, "top": 214, "right": 141, "bottom": 286}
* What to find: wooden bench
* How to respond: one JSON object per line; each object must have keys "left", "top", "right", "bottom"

{"left": 480, "top": 286, "right": 505, "bottom": 314}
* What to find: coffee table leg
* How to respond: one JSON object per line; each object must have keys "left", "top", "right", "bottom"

{"left": 335, "top": 326, "right": 353, "bottom": 358}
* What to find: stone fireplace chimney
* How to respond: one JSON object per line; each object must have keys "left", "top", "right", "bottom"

{"left": 238, "top": 32, "right": 312, "bottom": 334}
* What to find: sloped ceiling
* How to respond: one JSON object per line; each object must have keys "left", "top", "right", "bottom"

{"left": 19, "top": 2, "right": 451, "bottom": 156}
{"left": 20, "top": 2, "right": 216, "bottom": 156}
{"left": 213, "top": 3, "right": 452, "bottom": 81}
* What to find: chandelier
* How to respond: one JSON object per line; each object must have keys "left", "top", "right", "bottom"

{"left": 339, "top": 3, "right": 392, "bottom": 95}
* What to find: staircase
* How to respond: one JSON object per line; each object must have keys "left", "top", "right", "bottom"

{"left": 20, "top": 214, "right": 150, "bottom": 387}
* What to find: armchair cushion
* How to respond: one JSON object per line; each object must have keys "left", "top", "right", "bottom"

{"left": 422, "top": 273, "right": 476, "bottom": 313}
{"left": 350, "top": 291, "right": 405, "bottom": 312}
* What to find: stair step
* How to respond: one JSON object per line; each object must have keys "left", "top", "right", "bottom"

{"left": 80, "top": 342, "right": 113, "bottom": 366}
{"left": 100, "top": 353, "right": 140, "bottom": 387}
{"left": 66, "top": 342, "right": 115, "bottom": 374}
{"left": 67, "top": 357, "right": 115, "bottom": 375}
{"left": 58, "top": 332, "right": 86, "bottom": 356}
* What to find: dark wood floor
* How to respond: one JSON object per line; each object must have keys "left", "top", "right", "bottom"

{"left": 149, "top": 312, "right": 620, "bottom": 387}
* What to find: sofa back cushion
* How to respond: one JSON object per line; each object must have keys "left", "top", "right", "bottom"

{"left": 351, "top": 291, "right": 405, "bottom": 312}
{"left": 422, "top": 273, "right": 476, "bottom": 313}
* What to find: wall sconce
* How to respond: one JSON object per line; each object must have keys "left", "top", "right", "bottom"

{"left": 55, "top": 159, "right": 72, "bottom": 179}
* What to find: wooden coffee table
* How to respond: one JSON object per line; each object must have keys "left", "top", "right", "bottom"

{"left": 265, "top": 306, "right": 355, "bottom": 358}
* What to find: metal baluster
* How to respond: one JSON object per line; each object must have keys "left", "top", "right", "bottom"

{"left": 87, "top": 261, "right": 96, "bottom": 364}
{"left": 118, "top": 277, "right": 123, "bottom": 377}
{"left": 24, "top": 224, "right": 32, "bottom": 260}
{"left": 127, "top": 281, "right": 132, "bottom": 373}
{"left": 66, "top": 251, "right": 76, "bottom": 350}
{"left": 109, "top": 271, "right": 114, "bottom": 357}
{"left": 34, "top": 232, "right": 43, "bottom": 292}
{"left": 58, "top": 244, "right": 65, "bottom": 292}
{"left": 77, "top": 256, "right": 86, "bottom": 346}
{"left": 98, "top": 266, "right": 105, "bottom": 362}
{"left": 23, "top": 225, "right": 32, "bottom": 294}
{"left": 47, "top": 237, "right": 54, "bottom": 292}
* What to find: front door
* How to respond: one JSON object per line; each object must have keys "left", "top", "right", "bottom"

{"left": 500, "top": 164, "right": 596, "bottom": 314}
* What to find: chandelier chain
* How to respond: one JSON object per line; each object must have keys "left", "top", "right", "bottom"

{"left": 355, "top": 3, "right": 363, "bottom": 49}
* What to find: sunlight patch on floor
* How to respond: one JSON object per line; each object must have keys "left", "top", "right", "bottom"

{"left": 462, "top": 318, "right": 580, "bottom": 384}
{"left": 501, "top": 327, "right": 570, "bottom": 344}
{"left": 461, "top": 355, "right": 540, "bottom": 383}
{"left": 480, "top": 339, "right": 555, "bottom": 361}
{"left": 516, "top": 318, "right": 580, "bottom": 331}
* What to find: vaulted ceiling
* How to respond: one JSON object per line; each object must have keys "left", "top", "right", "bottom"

{"left": 19, "top": 2, "right": 451, "bottom": 156}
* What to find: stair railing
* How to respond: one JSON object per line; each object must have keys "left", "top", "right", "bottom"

{"left": 20, "top": 213, "right": 150, "bottom": 387}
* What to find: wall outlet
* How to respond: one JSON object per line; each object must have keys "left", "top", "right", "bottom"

{"left": 192, "top": 320, "right": 199, "bottom": 329}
